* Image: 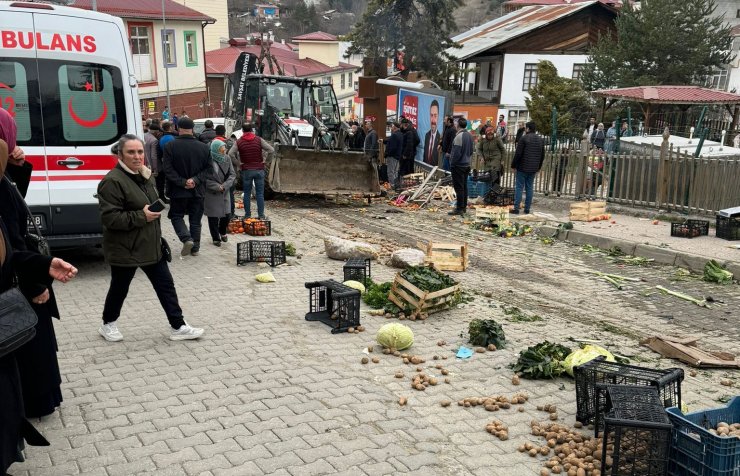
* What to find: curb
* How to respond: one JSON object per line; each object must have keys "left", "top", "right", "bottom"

{"left": 538, "top": 225, "right": 740, "bottom": 278}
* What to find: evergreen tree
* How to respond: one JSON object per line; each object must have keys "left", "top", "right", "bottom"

{"left": 582, "top": 0, "right": 733, "bottom": 90}
{"left": 525, "top": 61, "right": 591, "bottom": 138}
{"left": 345, "top": 0, "right": 464, "bottom": 82}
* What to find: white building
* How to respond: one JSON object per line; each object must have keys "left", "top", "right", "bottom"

{"left": 446, "top": 2, "right": 617, "bottom": 127}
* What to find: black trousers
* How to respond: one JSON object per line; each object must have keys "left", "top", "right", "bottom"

{"left": 102, "top": 258, "right": 185, "bottom": 329}
{"left": 155, "top": 172, "right": 167, "bottom": 199}
{"left": 207, "top": 216, "right": 229, "bottom": 241}
{"left": 452, "top": 165, "right": 470, "bottom": 211}
{"left": 168, "top": 197, "right": 204, "bottom": 245}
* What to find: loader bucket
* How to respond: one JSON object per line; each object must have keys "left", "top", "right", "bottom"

{"left": 268, "top": 145, "right": 381, "bottom": 195}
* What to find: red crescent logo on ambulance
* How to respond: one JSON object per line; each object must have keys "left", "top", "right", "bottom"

{"left": 67, "top": 97, "right": 108, "bottom": 128}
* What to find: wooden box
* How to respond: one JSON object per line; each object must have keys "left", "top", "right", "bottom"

{"left": 474, "top": 206, "right": 510, "bottom": 225}
{"left": 570, "top": 201, "right": 607, "bottom": 222}
{"left": 388, "top": 272, "right": 460, "bottom": 316}
{"left": 422, "top": 242, "right": 468, "bottom": 272}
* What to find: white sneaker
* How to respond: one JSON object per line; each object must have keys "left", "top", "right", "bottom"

{"left": 99, "top": 322, "right": 123, "bottom": 342}
{"left": 170, "top": 322, "right": 204, "bottom": 341}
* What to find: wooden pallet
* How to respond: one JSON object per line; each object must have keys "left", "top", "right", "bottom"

{"left": 474, "top": 206, "right": 510, "bottom": 225}
{"left": 569, "top": 201, "right": 607, "bottom": 221}
{"left": 421, "top": 242, "right": 468, "bottom": 272}
{"left": 388, "top": 273, "right": 460, "bottom": 316}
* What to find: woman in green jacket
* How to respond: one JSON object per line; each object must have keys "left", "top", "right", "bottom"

{"left": 97, "top": 134, "right": 204, "bottom": 342}
{"left": 477, "top": 127, "right": 506, "bottom": 184}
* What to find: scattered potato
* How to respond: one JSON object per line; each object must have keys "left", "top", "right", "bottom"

{"left": 361, "top": 357, "right": 369, "bottom": 364}
{"left": 371, "top": 357, "right": 380, "bottom": 364}
{"left": 398, "top": 396, "right": 407, "bottom": 406}
{"left": 512, "top": 375, "right": 521, "bottom": 385}
{"left": 440, "top": 400, "right": 452, "bottom": 407}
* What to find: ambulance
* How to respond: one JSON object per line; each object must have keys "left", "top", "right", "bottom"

{"left": 0, "top": 1, "right": 142, "bottom": 247}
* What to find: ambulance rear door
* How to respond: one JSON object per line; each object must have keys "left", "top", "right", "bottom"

{"left": 31, "top": 12, "right": 129, "bottom": 239}
{"left": 0, "top": 8, "right": 51, "bottom": 232}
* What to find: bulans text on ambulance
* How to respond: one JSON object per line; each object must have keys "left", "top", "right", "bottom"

{"left": 1, "top": 30, "right": 96, "bottom": 53}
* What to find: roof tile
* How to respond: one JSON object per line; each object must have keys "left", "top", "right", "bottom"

{"left": 593, "top": 86, "right": 740, "bottom": 105}
{"left": 72, "top": 0, "right": 214, "bottom": 21}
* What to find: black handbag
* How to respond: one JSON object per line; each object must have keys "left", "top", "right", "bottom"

{"left": 161, "top": 237, "right": 172, "bottom": 263}
{"left": 0, "top": 286, "right": 38, "bottom": 358}
{"left": 3, "top": 176, "right": 50, "bottom": 256}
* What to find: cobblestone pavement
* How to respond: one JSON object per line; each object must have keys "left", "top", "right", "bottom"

{"left": 10, "top": 197, "right": 740, "bottom": 476}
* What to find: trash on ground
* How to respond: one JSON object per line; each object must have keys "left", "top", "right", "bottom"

{"left": 641, "top": 335, "right": 740, "bottom": 368}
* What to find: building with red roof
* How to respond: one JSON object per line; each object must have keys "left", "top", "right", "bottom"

{"left": 205, "top": 33, "right": 361, "bottom": 118}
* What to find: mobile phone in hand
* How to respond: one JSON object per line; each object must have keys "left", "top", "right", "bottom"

{"left": 148, "top": 199, "right": 166, "bottom": 213}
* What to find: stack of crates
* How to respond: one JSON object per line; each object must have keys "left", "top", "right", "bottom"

{"left": 574, "top": 356, "right": 684, "bottom": 435}
{"left": 601, "top": 385, "right": 673, "bottom": 476}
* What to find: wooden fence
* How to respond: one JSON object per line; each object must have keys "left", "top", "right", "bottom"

{"left": 410, "top": 134, "right": 740, "bottom": 216}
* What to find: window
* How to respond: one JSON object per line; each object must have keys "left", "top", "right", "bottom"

{"left": 340, "top": 73, "right": 345, "bottom": 89}
{"left": 487, "top": 62, "right": 496, "bottom": 90}
{"left": 522, "top": 63, "right": 538, "bottom": 91}
{"left": 0, "top": 61, "right": 33, "bottom": 142}
{"left": 707, "top": 69, "right": 729, "bottom": 91}
{"left": 161, "top": 29, "right": 176, "bottom": 67}
{"left": 0, "top": 59, "right": 127, "bottom": 147}
{"left": 183, "top": 31, "right": 198, "bottom": 66}
{"left": 129, "top": 24, "right": 155, "bottom": 82}
{"left": 736, "top": 8, "right": 740, "bottom": 18}
{"left": 572, "top": 63, "right": 587, "bottom": 81}
{"left": 348, "top": 72, "right": 353, "bottom": 87}
{"left": 57, "top": 63, "right": 125, "bottom": 144}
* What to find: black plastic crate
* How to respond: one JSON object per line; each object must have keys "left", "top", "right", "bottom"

{"left": 244, "top": 219, "right": 271, "bottom": 236}
{"left": 236, "top": 240, "right": 286, "bottom": 267}
{"left": 343, "top": 257, "right": 371, "bottom": 283}
{"left": 484, "top": 187, "right": 515, "bottom": 207}
{"left": 602, "top": 386, "right": 673, "bottom": 476}
{"left": 671, "top": 220, "right": 709, "bottom": 239}
{"left": 574, "top": 356, "right": 684, "bottom": 432}
{"left": 305, "top": 280, "right": 361, "bottom": 333}
{"left": 667, "top": 397, "right": 740, "bottom": 476}
{"left": 716, "top": 215, "right": 740, "bottom": 241}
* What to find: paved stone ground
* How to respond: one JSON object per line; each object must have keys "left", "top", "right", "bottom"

{"left": 9, "top": 196, "right": 740, "bottom": 476}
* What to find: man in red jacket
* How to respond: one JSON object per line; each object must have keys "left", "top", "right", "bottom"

{"left": 227, "top": 123, "right": 274, "bottom": 219}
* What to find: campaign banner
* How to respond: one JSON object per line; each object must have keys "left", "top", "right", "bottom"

{"left": 398, "top": 89, "right": 446, "bottom": 165}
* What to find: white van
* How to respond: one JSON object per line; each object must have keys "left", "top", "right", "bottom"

{"left": 0, "top": 1, "right": 142, "bottom": 247}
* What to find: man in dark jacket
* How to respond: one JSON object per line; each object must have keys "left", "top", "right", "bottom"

{"left": 384, "top": 122, "right": 403, "bottom": 190}
{"left": 449, "top": 118, "right": 474, "bottom": 215}
{"left": 162, "top": 117, "right": 212, "bottom": 256}
{"left": 511, "top": 121, "right": 545, "bottom": 215}
{"left": 363, "top": 121, "right": 378, "bottom": 159}
{"left": 198, "top": 120, "right": 217, "bottom": 144}
{"left": 400, "top": 118, "right": 420, "bottom": 176}
{"left": 440, "top": 116, "right": 456, "bottom": 171}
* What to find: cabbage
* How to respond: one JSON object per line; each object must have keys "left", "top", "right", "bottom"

{"left": 343, "top": 280, "right": 366, "bottom": 293}
{"left": 255, "top": 272, "right": 276, "bottom": 283}
{"left": 376, "top": 323, "right": 414, "bottom": 350}
{"left": 563, "top": 344, "right": 615, "bottom": 377}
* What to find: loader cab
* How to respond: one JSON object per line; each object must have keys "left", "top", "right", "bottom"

{"left": 313, "top": 84, "right": 340, "bottom": 129}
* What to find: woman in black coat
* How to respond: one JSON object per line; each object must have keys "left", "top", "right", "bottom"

{"left": 0, "top": 140, "right": 78, "bottom": 475}
{"left": 0, "top": 108, "right": 64, "bottom": 418}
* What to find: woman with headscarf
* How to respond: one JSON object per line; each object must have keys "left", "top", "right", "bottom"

{"left": 0, "top": 107, "right": 65, "bottom": 418}
{"left": 1, "top": 136, "right": 78, "bottom": 475}
{"left": 204, "top": 139, "right": 235, "bottom": 247}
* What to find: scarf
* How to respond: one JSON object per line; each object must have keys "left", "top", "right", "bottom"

{"left": 210, "top": 139, "right": 226, "bottom": 163}
{"left": 0, "top": 108, "right": 16, "bottom": 155}
{"left": 0, "top": 139, "right": 7, "bottom": 265}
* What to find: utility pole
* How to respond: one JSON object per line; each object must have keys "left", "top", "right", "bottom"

{"left": 161, "top": 0, "right": 171, "bottom": 113}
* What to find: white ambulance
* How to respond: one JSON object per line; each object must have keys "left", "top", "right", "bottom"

{"left": 0, "top": 1, "right": 142, "bottom": 247}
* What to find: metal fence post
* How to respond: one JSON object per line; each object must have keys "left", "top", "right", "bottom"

{"left": 656, "top": 126, "right": 670, "bottom": 209}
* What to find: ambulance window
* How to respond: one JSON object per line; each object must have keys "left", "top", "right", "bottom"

{"left": 55, "top": 63, "right": 126, "bottom": 145}
{"left": 0, "top": 61, "right": 33, "bottom": 142}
